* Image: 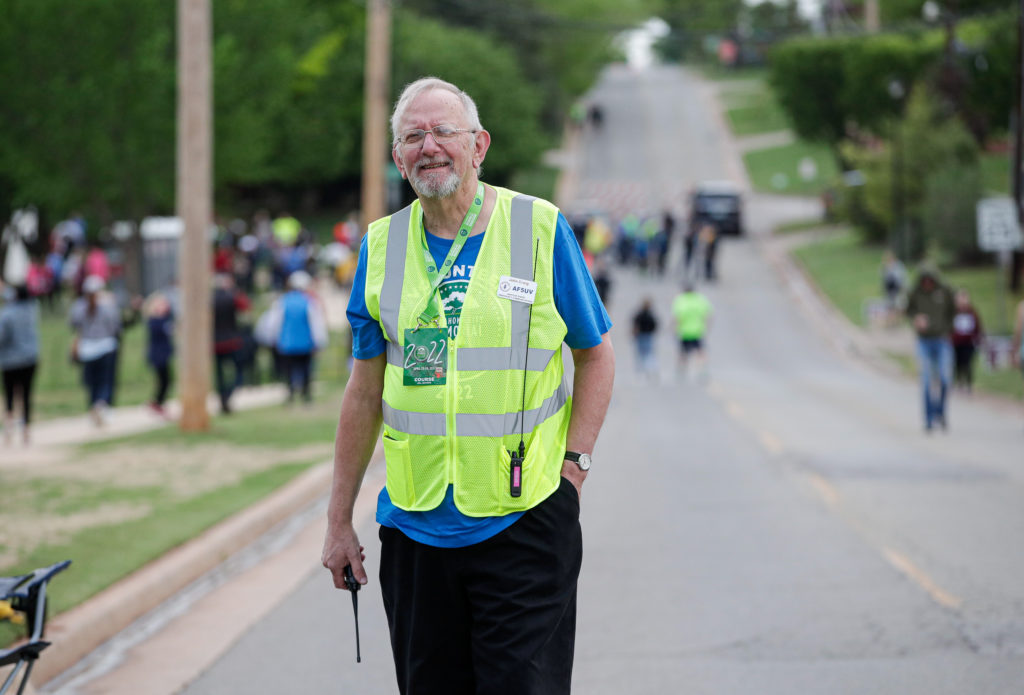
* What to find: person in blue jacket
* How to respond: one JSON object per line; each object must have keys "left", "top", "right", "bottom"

{"left": 145, "top": 292, "right": 174, "bottom": 416}
{"left": 271, "top": 270, "right": 327, "bottom": 403}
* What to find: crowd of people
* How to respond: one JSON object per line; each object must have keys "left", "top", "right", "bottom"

{"left": 572, "top": 209, "right": 711, "bottom": 281}
{"left": 0, "top": 207, "right": 346, "bottom": 443}
{"left": 877, "top": 254, "right": 1019, "bottom": 433}
{"left": 571, "top": 202, "right": 722, "bottom": 384}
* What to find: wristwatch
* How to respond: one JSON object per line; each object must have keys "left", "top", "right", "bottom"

{"left": 564, "top": 450, "right": 592, "bottom": 472}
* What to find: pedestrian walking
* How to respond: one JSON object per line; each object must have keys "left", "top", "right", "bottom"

{"left": 657, "top": 209, "right": 675, "bottom": 275}
{"left": 0, "top": 284, "right": 39, "bottom": 445}
{"left": 632, "top": 297, "right": 659, "bottom": 377}
{"left": 144, "top": 292, "right": 174, "bottom": 416}
{"left": 212, "top": 273, "right": 251, "bottom": 414}
{"left": 682, "top": 221, "right": 698, "bottom": 276}
{"left": 321, "top": 76, "right": 615, "bottom": 695}
{"left": 881, "top": 250, "right": 906, "bottom": 318}
{"left": 69, "top": 275, "right": 121, "bottom": 426}
{"left": 1013, "top": 299, "right": 1024, "bottom": 419}
{"left": 699, "top": 222, "right": 719, "bottom": 281}
{"left": 951, "top": 288, "right": 983, "bottom": 393}
{"left": 671, "top": 281, "right": 712, "bottom": 380}
{"left": 263, "top": 270, "right": 328, "bottom": 403}
{"left": 905, "top": 264, "right": 955, "bottom": 432}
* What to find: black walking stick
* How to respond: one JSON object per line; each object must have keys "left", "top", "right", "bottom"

{"left": 343, "top": 564, "right": 361, "bottom": 663}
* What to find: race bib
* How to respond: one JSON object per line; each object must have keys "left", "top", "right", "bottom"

{"left": 403, "top": 327, "right": 447, "bottom": 386}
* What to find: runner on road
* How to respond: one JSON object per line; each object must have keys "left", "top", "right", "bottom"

{"left": 671, "top": 281, "right": 712, "bottom": 381}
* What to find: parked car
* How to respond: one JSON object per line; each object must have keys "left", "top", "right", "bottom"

{"left": 688, "top": 180, "right": 744, "bottom": 236}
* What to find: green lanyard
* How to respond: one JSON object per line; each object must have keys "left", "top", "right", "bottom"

{"left": 415, "top": 182, "right": 485, "bottom": 328}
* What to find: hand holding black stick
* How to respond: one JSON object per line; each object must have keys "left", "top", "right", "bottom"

{"left": 343, "top": 564, "right": 361, "bottom": 663}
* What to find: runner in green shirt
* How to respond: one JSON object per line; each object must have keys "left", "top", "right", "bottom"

{"left": 671, "top": 282, "right": 712, "bottom": 379}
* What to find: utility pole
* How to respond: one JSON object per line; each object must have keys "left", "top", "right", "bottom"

{"left": 1012, "top": 0, "right": 1024, "bottom": 291}
{"left": 361, "top": 0, "right": 392, "bottom": 229}
{"left": 177, "top": 0, "right": 212, "bottom": 431}
{"left": 864, "top": 0, "right": 880, "bottom": 33}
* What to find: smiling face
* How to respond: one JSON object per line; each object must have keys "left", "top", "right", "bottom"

{"left": 392, "top": 88, "right": 489, "bottom": 200}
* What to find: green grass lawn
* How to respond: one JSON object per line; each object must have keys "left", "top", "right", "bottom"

{"left": 980, "top": 150, "right": 1011, "bottom": 195}
{"left": 792, "top": 229, "right": 1024, "bottom": 400}
{"left": 791, "top": 231, "right": 885, "bottom": 324}
{"left": 27, "top": 296, "right": 347, "bottom": 421}
{"left": 6, "top": 458, "right": 323, "bottom": 617}
{"left": 775, "top": 219, "right": 837, "bottom": 236}
{"left": 0, "top": 382, "right": 347, "bottom": 646}
{"left": 721, "top": 85, "right": 790, "bottom": 136}
{"left": 743, "top": 141, "right": 839, "bottom": 196}
{"left": 697, "top": 64, "right": 769, "bottom": 82}
{"left": 33, "top": 302, "right": 151, "bottom": 419}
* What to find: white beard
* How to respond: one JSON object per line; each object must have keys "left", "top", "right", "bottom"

{"left": 410, "top": 162, "right": 462, "bottom": 199}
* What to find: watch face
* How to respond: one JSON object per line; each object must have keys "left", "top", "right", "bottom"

{"left": 577, "top": 453, "right": 592, "bottom": 471}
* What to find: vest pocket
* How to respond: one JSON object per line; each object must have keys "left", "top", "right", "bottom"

{"left": 382, "top": 435, "right": 415, "bottom": 506}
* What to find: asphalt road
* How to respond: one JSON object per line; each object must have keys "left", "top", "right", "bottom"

{"left": 172, "top": 64, "right": 1024, "bottom": 695}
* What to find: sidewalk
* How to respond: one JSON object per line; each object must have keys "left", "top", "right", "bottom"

{"left": 3, "top": 385, "right": 286, "bottom": 456}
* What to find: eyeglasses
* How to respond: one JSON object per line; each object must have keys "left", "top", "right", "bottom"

{"left": 395, "top": 124, "right": 477, "bottom": 148}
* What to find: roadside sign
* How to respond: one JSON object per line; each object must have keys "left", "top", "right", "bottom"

{"left": 976, "top": 197, "right": 1023, "bottom": 252}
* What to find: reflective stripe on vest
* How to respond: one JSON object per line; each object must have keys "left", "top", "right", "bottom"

{"left": 382, "top": 376, "right": 570, "bottom": 437}
{"left": 379, "top": 205, "right": 413, "bottom": 343}
{"left": 456, "top": 377, "right": 570, "bottom": 437}
{"left": 379, "top": 195, "right": 555, "bottom": 374}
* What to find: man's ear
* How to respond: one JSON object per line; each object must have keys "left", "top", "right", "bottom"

{"left": 392, "top": 146, "right": 408, "bottom": 180}
{"left": 472, "top": 129, "right": 491, "bottom": 170}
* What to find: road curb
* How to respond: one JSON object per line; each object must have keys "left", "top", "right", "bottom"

{"left": 763, "top": 231, "right": 1024, "bottom": 416}
{"left": 31, "top": 461, "right": 334, "bottom": 687}
{"left": 761, "top": 233, "right": 903, "bottom": 375}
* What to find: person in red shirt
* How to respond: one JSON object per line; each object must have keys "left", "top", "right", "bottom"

{"left": 212, "top": 273, "right": 251, "bottom": 413}
{"left": 951, "top": 288, "right": 983, "bottom": 393}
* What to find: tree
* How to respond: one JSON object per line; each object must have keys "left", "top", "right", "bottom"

{"left": 0, "top": 0, "right": 176, "bottom": 224}
{"left": 398, "top": 0, "right": 654, "bottom": 128}
{"left": 746, "top": 0, "right": 807, "bottom": 36}
{"left": 840, "top": 32, "right": 940, "bottom": 135}
{"left": 392, "top": 11, "right": 546, "bottom": 185}
{"left": 657, "top": 0, "right": 745, "bottom": 60}
{"left": 840, "top": 85, "right": 979, "bottom": 257}
{"left": 769, "top": 37, "right": 850, "bottom": 148}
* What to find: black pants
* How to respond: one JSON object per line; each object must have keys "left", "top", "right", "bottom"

{"left": 953, "top": 343, "right": 976, "bottom": 388}
{"left": 82, "top": 351, "right": 116, "bottom": 407}
{"left": 282, "top": 352, "right": 312, "bottom": 401}
{"left": 379, "top": 477, "right": 583, "bottom": 695}
{"left": 214, "top": 350, "right": 243, "bottom": 409}
{"left": 152, "top": 363, "right": 171, "bottom": 406}
{"left": 2, "top": 363, "right": 37, "bottom": 424}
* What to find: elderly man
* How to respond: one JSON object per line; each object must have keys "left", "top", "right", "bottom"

{"left": 322, "top": 77, "right": 614, "bottom": 694}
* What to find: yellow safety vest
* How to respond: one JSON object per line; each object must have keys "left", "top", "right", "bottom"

{"left": 364, "top": 187, "right": 571, "bottom": 516}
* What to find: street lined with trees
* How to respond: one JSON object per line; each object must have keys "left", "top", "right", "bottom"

{"left": 0, "top": 0, "right": 653, "bottom": 230}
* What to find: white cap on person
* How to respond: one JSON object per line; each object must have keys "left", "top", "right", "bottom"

{"left": 288, "top": 270, "right": 312, "bottom": 291}
{"left": 82, "top": 275, "right": 106, "bottom": 294}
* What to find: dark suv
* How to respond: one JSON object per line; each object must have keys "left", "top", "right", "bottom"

{"left": 689, "top": 181, "right": 744, "bottom": 236}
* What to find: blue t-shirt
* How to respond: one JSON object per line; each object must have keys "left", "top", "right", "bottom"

{"left": 347, "top": 211, "right": 611, "bottom": 547}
